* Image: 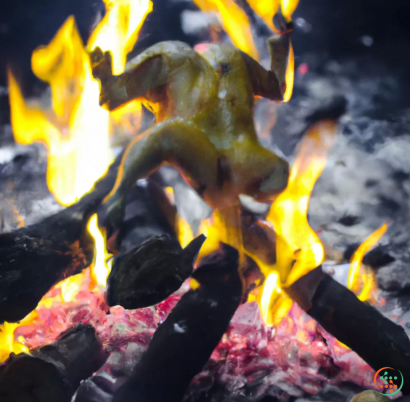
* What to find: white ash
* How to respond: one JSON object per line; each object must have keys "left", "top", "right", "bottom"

{"left": 174, "top": 322, "right": 186, "bottom": 333}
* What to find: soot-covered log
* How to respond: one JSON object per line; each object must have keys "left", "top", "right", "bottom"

{"left": 113, "top": 176, "right": 178, "bottom": 254}
{"left": 106, "top": 234, "right": 206, "bottom": 309}
{"left": 112, "top": 244, "right": 243, "bottom": 402}
{"left": 0, "top": 324, "right": 106, "bottom": 402}
{"left": 307, "top": 273, "right": 410, "bottom": 395}
{"left": 0, "top": 157, "right": 120, "bottom": 323}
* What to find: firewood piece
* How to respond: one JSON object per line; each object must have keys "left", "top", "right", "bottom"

{"left": 308, "top": 274, "right": 410, "bottom": 395}
{"left": 0, "top": 324, "right": 106, "bottom": 402}
{"left": 113, "top": 177, "right": 177, "bottom": 254}
{"left": 0, "top": 157, "right": 120, "bottom": 323}
{"left": 106, "top": 234, "right": 206, "bottom": 309}
{"left": 112, "top": 244, "right": 243, "bottom": 402}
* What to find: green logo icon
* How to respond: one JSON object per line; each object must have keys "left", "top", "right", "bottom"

{"left": 374, "top": 367, "right": 404, "bottom": 396}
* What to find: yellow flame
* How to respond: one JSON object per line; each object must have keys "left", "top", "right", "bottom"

{"left": 9, "top": 17, "right": 112, "bottom": 206}
{"left": 283, "top": 41, "right": 294, "bottom": 102}
{"left": 0, "top": 323, "right": 29, "bottom": 363}
{"left": 193, "top": 0, "right": 259, "bottom": 59}
{"left": 260, "top": 271, "right": 280, "bottom": 322}
{"left": 267, "top": 121, "right": 336, "bottom": 287}
{"left": 177, "top": 216, "right": 194, "bottom": 249}
{"left": 5, "top": 0, "right": 152, "bottom": 361}
{"left": 357, "top": 271, "right": 375, "bottom": 302}
{"left": 88, "top": 214, "right": 112, "bottom": 287}
{"left": 88, "top": 0, "right": 153, "bottom": 74}
{"left": 258, "top": 121, "right": 336, "bottom": 324}
{"left": 281, "top": 0, "right": 300, "bottom": 22}
{"left": 247, "top": 0, "right": 299, "bottom": 30}
{"left": 247, "top": 0, "right": 280, "bottom": 32}
{"left": 348, "top": 222, "right": 387, "bottom": 297}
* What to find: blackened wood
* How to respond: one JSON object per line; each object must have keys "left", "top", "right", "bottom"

{"left": 308, "top": 274, "right": 410, "bottom": 395}
{"left": 0, "top": 324, "right": 106, "bottom": 402}
{"left": 113, "top": 178, "right": 177, "bottom": 254}
{"left": 106, "top": 234, "right": 206, "bottom": 309}
{"left": 0, "top": 157, "right": 120, "bottom": 323}
{"left": 112, "top": 244, "right": 243, "bottom": 402}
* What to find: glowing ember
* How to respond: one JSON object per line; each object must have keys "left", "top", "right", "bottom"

{"left": 259, "top": 120, "right": 337, "bottom": 324}
{"left": 3, "top": 0, "right": 152, "bottom": 363}
{"left": 348, "top": 222, "right": 388, "bottom": 300}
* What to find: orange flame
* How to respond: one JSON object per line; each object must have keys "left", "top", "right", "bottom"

{"left": 3, "top": 0, "right": 152, "bottom": 362}
{"left": 348, "top": 222, "right": 387, "bottom": 300}
{"left": 259, "top": 121, "right": 336, "bottom": 324}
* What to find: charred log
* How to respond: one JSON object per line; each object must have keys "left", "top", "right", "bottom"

{"left": 106, "top": 234, "right": 206, "bottom": 309}
{"left": 307, "top": 274, "right": 410, "bottom": 395}
{"left": 113, "top": 176, "right": 178, "bottom": 254}
{"left": 112, "top": 244, "right": 243, "bottom": 402}
{"left": 0, "top": 157, "right": 119, "bottom": 323}
{"left": 0, "top": 324, "right": 106, "bottom": 402}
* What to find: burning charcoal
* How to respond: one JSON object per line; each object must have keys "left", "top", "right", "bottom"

{"left": 350, "top": 391, "right": 389, "bottom": 402}
{"left": 0, "top": 157, "right": 120, "bottom": 323}
{"left": 107, "top": 234, "right": 206, "bottom": 309}
{"left": 0, "top": 324, "right": 106, "bottom": 402}
{"left": 308, "top": 274, "right": 410, "bottom": 395}
{"left": 112, "top": 244, "right": 242, "bottom": 402}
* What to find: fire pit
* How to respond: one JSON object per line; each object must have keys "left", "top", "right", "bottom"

{"left": 1, "top": 0, "right": 410, "bottom": 401}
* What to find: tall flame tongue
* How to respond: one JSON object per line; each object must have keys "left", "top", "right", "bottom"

{"left": 3, "top": 0, "right": 152, "bottom": 362}
{"left": 259, "top": 121, "right": 337, "bottom": 326}
{"left": 348, "top": 222, "right": 387, "bottom": 301}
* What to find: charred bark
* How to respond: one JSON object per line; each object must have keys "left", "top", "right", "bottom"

{"left": 112, "top": 244, "right": 243, "bottom": 402}
{"left": 307, "top": 273, "right": 410, "bottom": 395}
{"left": 113, "top": 176, "right": 178, "bottom": 254}
{"left": 0, "top": 324, "right": 106, "bottom": 402}
{"left": 106, "top": 234, "right": 206, "bottom": 309}
{"left": 0, "top": 157, "right": 119, "bottom": 323}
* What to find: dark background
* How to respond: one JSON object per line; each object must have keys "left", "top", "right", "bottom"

{"left": 0, "top": 0, "right": 409, "bottom": 123}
